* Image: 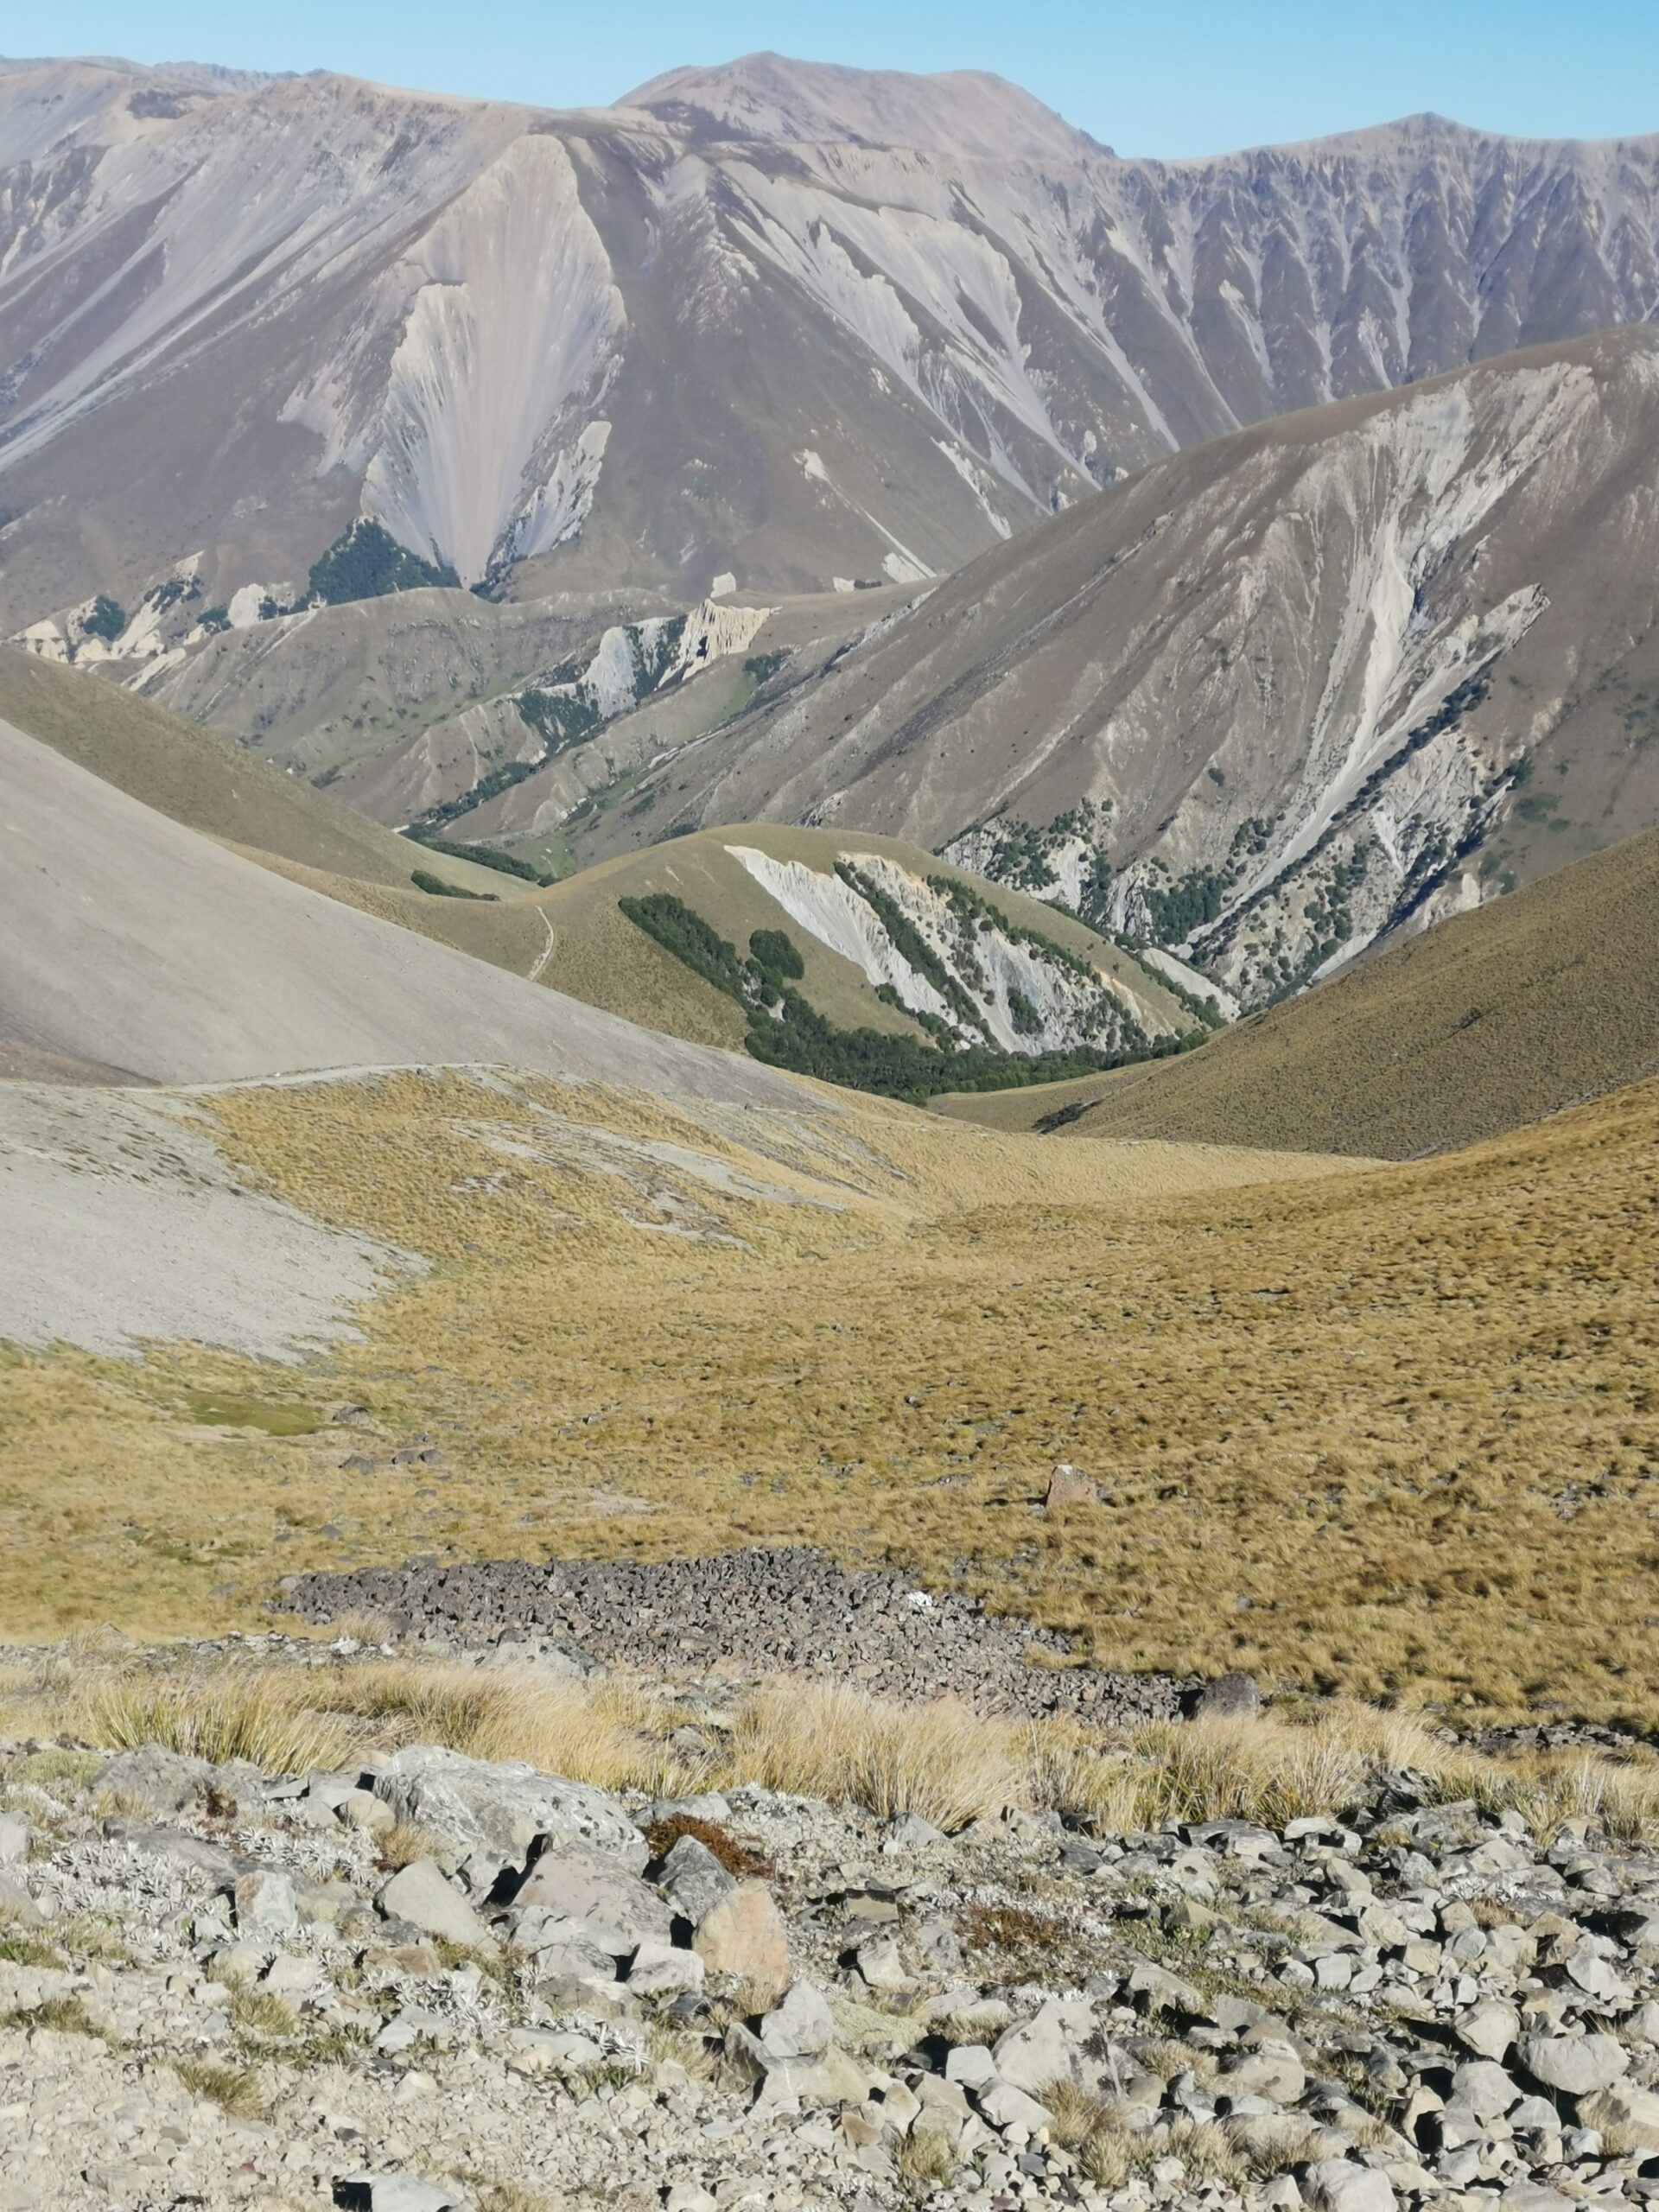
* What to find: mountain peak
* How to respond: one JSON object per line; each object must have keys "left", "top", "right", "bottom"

{"left": 622, "top": 50, "right": 1102, "bottom": 162}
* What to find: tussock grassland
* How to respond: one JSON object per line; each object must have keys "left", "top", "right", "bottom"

{"left": 938, "top": 825, "right": 1659, "bottom": 1158}
{"left": 3, "top": 1656, "right": 1654, "bottom": 1840}
{"left": 2, "top": 1064, "right": 1656, "bottom": 1727}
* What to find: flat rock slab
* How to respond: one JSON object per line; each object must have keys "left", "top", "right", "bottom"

{"left": 512, "top": 1846, "right": 671, "bottom": 1942}
{"left": 372, "top": 1744, "right": 645, "bottom": 1875}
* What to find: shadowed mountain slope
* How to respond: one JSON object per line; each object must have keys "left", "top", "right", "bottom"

{"left": 627, "top": 330, "right": 1659, "bottom": 1008}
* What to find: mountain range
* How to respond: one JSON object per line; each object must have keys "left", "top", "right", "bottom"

{"left": 4, "top": 49, "right": 1659, "bottom": 631}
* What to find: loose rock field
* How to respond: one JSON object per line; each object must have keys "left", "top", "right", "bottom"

{"left": 3, "top": 1660, "right": 1658, "bottom": 2212}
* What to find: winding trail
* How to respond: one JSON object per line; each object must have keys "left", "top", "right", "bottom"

{"left": 528, "top": 907, "right": 556, "bottom": 982}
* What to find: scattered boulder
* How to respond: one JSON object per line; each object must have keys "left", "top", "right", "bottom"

{"left": 0, "top": 1870, "right": 46, "bottom": 1925}
{"left": 855, "top": 1936, "right": 906, "bottom": 1992}
{"left": 1451, "top": 2056, "right": 1522, "bottom": 2121}
{"left": 627, "top": 1939, "right": 704, "bottom": 1997}
{"left": 1454, "top": 1997, "right": 1520, "bottom": 2060}
{"left": 232, "top": 1868, "right": 297, "bottom": 1936}
{"left": 1220, "top": 2040, "right": 1306, "bottom": 2105}
{"left": 656, "top": 1832, "right": 737, "bottom": 1927}
{"left": 94, "top": 1745, "right": 256, "bottom": 1818}
{"left": 512, "top": 1846, "right": 672, "bottom": 1944}
{"left": 691, "top": 1879, "right": 789, "bottom": 1994}
{"left": 990, "top": 1996, "right": 1095, "bottom": 2093}
{"left": 1044, "top": 1463, "right": 1098, "bottom": 1510}
{"left": 376, "top": 1859, "right": 494, "bottom": 1950}
{"left": 1301, "top": 2158, "right": 1397, "bottom": 2212}
{"left": 1518, "top": 2031, "right": 1628, "bottom": 2095}
{"left": 1191, "top": 1669, "right": 1262, "bottom": 1720}
{"left": 371, "top": 1745, "right": 644, "bottom": 1884}
{"left": 758, "top": 1978, "right": 836, "bottom": 2061}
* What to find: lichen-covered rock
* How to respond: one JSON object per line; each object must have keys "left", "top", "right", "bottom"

{"left": 371, "top": 1745, "right": 645, "bottom": 1881}
{"left": 512, "top": 1845, "right": 671, "bottom": 1944}
{"left": 377, "top": 1859, "right": 494, "bottom": 1949}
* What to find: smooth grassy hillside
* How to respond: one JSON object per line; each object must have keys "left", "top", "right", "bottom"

{"left": 0, "top": 647, "right": 508, "bottom": 898}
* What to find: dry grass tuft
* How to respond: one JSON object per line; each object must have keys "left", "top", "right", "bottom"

{"left": 895, "top": 2128, "right": 957, "bottom": 2188}
{"left": 1039, "top": 2076, "right": 1110, "bottom": 2147}
{"left": 1077, "top": 2126, "right": 1134, "bottom": 2190}
{"left": 1228, "top": 2117, "right": 1328, "bottom": 2178}
{"left": 1, "top": 1993, "right": 113, "bottom": 2043}
{"left": 377, "top": 1820, "right": 441, "bottom": 1872}
{"left": 307, "top": 1662, "right": 696, "bottom": 1798}
{"left": 174, "top": 2057, "right": 265, "bottom": 2118}
{"left": 1164, "top": 2116, "right": 1248, "bottom": 2186}
{"left": 1030, "top": 1706, "right": 1659, "bottom": 1844}
{"left": 643, "top": 2017, "right": 715, "bottom": 2082}
{"left": 77, "top": 1674, "right": 353, "bottom": 1777}
{"left": 212, "top": 1973, "right": 297, "bottom": 2041}
{"left": 728, "top": 1681, "right": 1022, "bottom": 1830}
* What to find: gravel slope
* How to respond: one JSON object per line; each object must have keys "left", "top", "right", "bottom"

{"left": 0, "top": 716, "right": 810, "bottom": 1102}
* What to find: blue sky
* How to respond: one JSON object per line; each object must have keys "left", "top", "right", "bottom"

{"left": 10, "top": 1, "right": 1656, "bottom": 156}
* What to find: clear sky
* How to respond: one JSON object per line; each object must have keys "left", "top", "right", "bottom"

{"left": 8, "top": 0, "right": 1656, "bottom": 158}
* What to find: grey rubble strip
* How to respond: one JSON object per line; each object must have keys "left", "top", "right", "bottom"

{"left": 283, "top": 1545, "right": 1192, "bottom": 1723}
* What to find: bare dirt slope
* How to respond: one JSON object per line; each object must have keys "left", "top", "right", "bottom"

{"left": 0, "top": 646, "right": 507, "bottom": 897}
{"left": 938, "top": 824, "right": 1659, "bottom": 1157}
{"left": 0, "top": 716, "right": 807, "bottom": 1102}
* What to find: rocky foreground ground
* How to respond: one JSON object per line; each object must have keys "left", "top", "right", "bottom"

{"left": 2, "top": 1664, "right": 1657, "bottom": 2212}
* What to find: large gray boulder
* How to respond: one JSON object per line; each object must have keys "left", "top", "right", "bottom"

{"left": 759, "top": 1979, "right": 836, "bottom": 2061}
{"left": 1518, "top": 2032, "right": 1628, "bottom": 2095}
{"left": 990, "top": 1996, "right": 1096, "bottom": 2094}
{"left": 371, "top": 1746, "right": 645, "bottom": 1885}
{"left": 1301, "top": 2159, "right": 1396, "bottom": 2212}
{"left": 94, "top": 1745, "right": 262, "bottom": 1818}
{"left": 512, "top": 1847, "right": 671, "bottom": 1945}
{"left": 377, "top": 1859, "right": 495, "bottom": 1950}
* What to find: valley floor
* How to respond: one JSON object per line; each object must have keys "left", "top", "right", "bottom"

{"left": 3, "top": 1067, "right": 1655, "bottom": 1732}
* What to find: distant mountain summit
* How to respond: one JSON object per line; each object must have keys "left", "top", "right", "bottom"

{"left": 2, "top": 51, "right": 1657, "bottom": 629}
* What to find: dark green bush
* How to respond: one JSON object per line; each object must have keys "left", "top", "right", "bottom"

{"left": 619, "top": 894, "right": 750, "bottom": 1000}
{"left": 749, "top": 928, "right": 804, "bottom": 982}
{"left": 83, "top": 594, "right": 126, "bottom": 642}
{"left": 308, "top": 520, "right": 458, "bottom": 606}
{"left": 404, "top": 829, "right": 552, "bottom": 886}
{"left": 410, "top": 868, "right": 498, "bottom": 901}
